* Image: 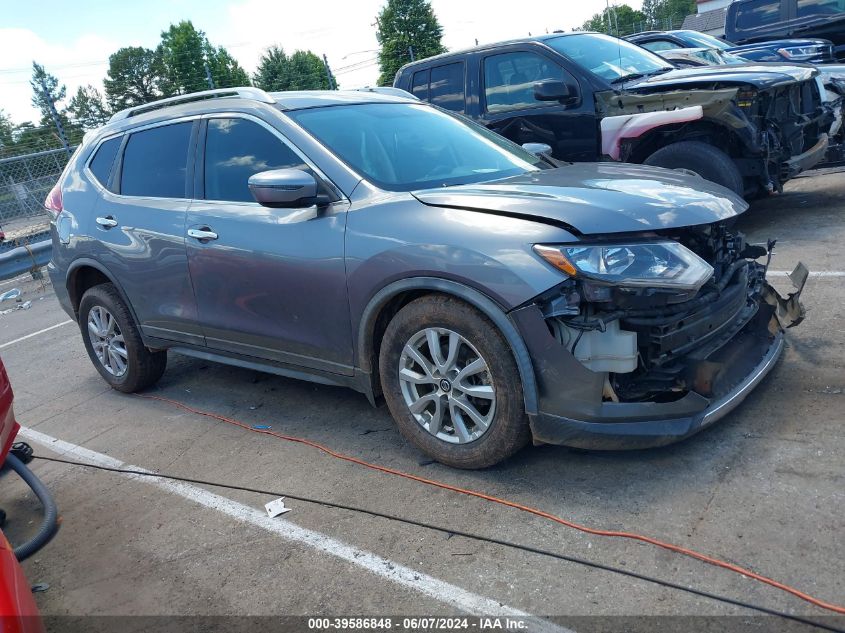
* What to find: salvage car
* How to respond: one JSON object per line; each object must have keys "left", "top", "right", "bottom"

{"left": 625, "top": 29, "right": 836, "bottom": 64}
{"left": 649, "top": 48, "right": 845, "bottom": 163}
{"left": 394, "top": 32, "right": 833, "bottom": 198}
{"left": 48, "top": 88, "right": 807, "bottom": 468}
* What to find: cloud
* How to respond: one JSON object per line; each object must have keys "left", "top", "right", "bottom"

{"left": 0, "top": 28, "right": 120, "bottom": 124}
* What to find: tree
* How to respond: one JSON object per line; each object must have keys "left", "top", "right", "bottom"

{"left": 29, "top": 62, "right": 66, "bottom": 124}
{"left": 204, "top": 44, "right": 251, "bottom": 88}
{"left": 104, "top": 47, "right": 165, "bottom": 110}
{"left": 158, "top": 21, "right": 209, "bottom": 95}
{"left": 157, "top": 20, "right": 250, "bottom": 94}
{"left": 582, "top": 5, "right": 646, "bottom": 36}
{"left": 253, "top": 46, "right": 290, "bottom": 91}
{"left": 0, "top": 110, "right": 14, "bottom": 156}
{"left": 641, "top": 0, "right": 659, "bottom": 27}
{"left": 653, "top": 0, "right": 696, "bottom": 28}
{"left": 376, "top": 0, "right": 446, "bottom": 86}
{"left": 67, "top": 85, "right": 110, "bottom": 129}
{"left": 253, "top": 47, "right": 334, "bottom": 91}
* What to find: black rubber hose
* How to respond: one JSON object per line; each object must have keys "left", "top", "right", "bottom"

{"left": 3, "top": 453, "right": 59, "bottom": 562}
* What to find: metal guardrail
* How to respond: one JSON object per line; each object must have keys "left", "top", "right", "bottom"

{"left": 0, "top": 239, "right": 51, "bottom": 281}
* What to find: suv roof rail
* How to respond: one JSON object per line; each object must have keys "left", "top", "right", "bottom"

{"left": 108, "top": 87, "right": 275, "bottom": 123}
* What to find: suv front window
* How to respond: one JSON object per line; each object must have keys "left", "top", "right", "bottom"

{"left": 546, "top": 33, "right": 673, "bottom": 83}
{"left": 203, "top": 118, "right": 309, "bottom": 202}
{"left": 289, "top": 103, "right": 542, "bottom": 191}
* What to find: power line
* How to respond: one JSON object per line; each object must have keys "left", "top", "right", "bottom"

{"left": 30, "top": 454, "right": 845, "bottom": 633}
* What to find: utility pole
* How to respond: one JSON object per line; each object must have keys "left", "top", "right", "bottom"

{"left": 322, "top": 54, "right": 335, "bottom": 90}
{"left": 204, "top": 62, "right": 215, "bottom": 90}
{"left": 408, "top": 46, "right": 415, "bottom": 62}
{"left": 38, "top": 78, "right": 71, "bottom": 158}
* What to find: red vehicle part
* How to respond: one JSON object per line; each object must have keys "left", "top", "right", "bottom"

{"left": 0, "top": 356, "right": 45, "bottom": 633}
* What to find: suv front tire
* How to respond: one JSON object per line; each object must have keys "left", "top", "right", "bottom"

{"left": 379, "top": 295, "right": 529, "bottom": 469}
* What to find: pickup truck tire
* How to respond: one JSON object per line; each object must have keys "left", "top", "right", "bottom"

{"left": 79, "top": 283, "right": 167, "bottom": 393}
{"left": 379, "top": 294, "right": 530, "bottom": 469}
{"left": 644, "top": 141, "right": 744, "bottom": 196}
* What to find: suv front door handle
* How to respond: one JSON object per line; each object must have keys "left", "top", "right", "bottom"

{"left": 187, "top": 227, "right": 218, "bottom": 241}
{"left": 95, "top": 216, "right": 118, "bottom": 228}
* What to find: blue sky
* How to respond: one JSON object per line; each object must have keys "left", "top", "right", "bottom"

{"left": 0, "top": 0, "right": 643, "bottom": 123}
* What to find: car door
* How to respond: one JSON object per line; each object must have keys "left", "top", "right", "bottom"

{"left": 476, "top": 47, "right": 599, "bottom": 162}
{"left": 185, "top": 113, "right": 353, "bottom": 375}
{"left": 86, "top": 119, "right": 204, "bottom": 346}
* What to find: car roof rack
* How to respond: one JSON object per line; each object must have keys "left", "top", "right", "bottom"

{"left": 108, "top": 87, "right": 276, "bottom": 123}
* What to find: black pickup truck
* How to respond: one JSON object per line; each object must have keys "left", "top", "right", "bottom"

{"left": 394, "top": 32, "right": 833, "bottom": 198}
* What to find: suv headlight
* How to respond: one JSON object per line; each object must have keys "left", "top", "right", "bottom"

{"left": 777, "top": 45, "right": 821, "bottom": 60}
{"left": 534, "top": 242, "right": 714, "bottom": 291}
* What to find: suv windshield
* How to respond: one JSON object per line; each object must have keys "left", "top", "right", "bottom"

{"left": 288, "top": 103, "right": 542, "bottom": 191}
{"left": 546, "top": 33, "right": 673, "bottom": 83}
{"left": 677, "top": 30, "right": 732, "bottom": 50}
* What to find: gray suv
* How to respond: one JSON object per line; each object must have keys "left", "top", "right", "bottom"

{"left": 47, "top": 88, "right": 807, "bottom": 468}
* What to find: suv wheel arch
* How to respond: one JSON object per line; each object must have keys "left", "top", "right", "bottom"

{"left": 356, "top": 277, "right": 539, "bottom": 416}
{"left": 67, "top": 259, "right": 142, "bottom": 330}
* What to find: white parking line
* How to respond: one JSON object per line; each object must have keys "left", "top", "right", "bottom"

{"left": 18, "top": 426, "right": 572, "bottom": 631}
{"left": 0, "top": 320, "right": 74, "bottom": 350}
{"left": 769, "top": 270, "right": 845, "bottom": 277}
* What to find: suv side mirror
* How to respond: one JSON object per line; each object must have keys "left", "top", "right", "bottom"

{"left": 248, "top": 169, "right": 320, "bottom": 208}
{"left": 533, "top": 80, "right": 580, "bottom": 107}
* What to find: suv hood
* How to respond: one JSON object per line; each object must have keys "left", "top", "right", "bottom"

{"left": 412, "top": 163, "right": 748, "bottom": 236}
{"left": 628, "top": 64, "right": 818, "bottom": 91}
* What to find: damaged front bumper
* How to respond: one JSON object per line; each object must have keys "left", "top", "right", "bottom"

{"left": 512, "top": 262, "right": 808, "bottom": 450}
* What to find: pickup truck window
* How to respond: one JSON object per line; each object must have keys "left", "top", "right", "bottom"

{"left": 735, "top": 0, "right": 781, "bottom": 29}
{"left": 412, "top": 69, "right": 429, "bottom": 100}
{"left": 483, "top": 51, "right": 568, "bottom": 113}
{"left": 797, "top": 0, "right": 845, "bottom": 16}
{"left": 545, "top": 33, "right": 671, "bottom": 83}
{"left": 430, "top": 62, "right": 466, "bottom": 113}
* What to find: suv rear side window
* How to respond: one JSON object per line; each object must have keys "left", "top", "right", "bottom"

{"left": 203, "top": 118, "right": 309, "bottom": 203}
{"left": 735, "top": 0, "right": 782, "bottom": 28}
{"left": 88, "top": 137, "right": 121, "bottom": 189}
{"left": 429, "top": 63, "right": 466, "bottom": 113}
{"left": 641, "top": 39, "right": 680, "bottom": 52}
{"left": 483, "top": 51, "right": 568, "bottom": 113}
{"left": 120, "top": 122, "right": 192, "bottom": 198}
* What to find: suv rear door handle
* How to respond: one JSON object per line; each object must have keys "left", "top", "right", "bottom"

{"left": 187, "top": 228, "right": 218, "bottom": 241}
{"left": 95, "top": 216, "right": 118, "bottom": 228}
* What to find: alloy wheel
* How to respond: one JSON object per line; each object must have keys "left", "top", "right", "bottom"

{"left": 398, "top": 328, "right": 496, "bottom": 444}
{"left": 87, "top": 306, "right": 128, "bottom": 377}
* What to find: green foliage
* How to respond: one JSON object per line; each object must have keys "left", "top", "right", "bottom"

{"left": 584, "top": 0, "right": 695, "bottom": 34}
{"left": 205, "top": 45, "right": 251, "bottom": 88}
{"left": 29, "top": 62, "right": 66, "bottom": 125}
{"left": 158, "top": 20, "right": 209, "bottom": 95}
{"left": 67, "top": 85, "right": 111, "bottom": 129}
{"left": 582, "top": 4, "right": 647, "bottom": 36}
{"left": 253, "top": 47, "right": 334, "bottom": 91}
{"left": 376, "top": 0, "right": 446, "bottom": 86}
{"left": 104, "top": 47, "right": 165, "bottom": 110}
{"left": 157, "top": 21, "right": 250, "bottom": 94}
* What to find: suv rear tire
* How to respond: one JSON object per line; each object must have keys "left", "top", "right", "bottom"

{"left": 79, "top": 284, "right": 166, "bottom": 393}
{"left": 379, "top": 295, "right": 529, "bottom": 469}
{"left": 644, "top": 141, "right": 744, "bottom": 196}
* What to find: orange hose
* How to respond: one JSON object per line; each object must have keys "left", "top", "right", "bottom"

{"left": 137, "top": 393, "right": 845, "bottom": 615}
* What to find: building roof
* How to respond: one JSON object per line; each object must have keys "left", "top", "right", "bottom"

{"left": 682, "top": 7, "right": 728, "bottom": 34}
